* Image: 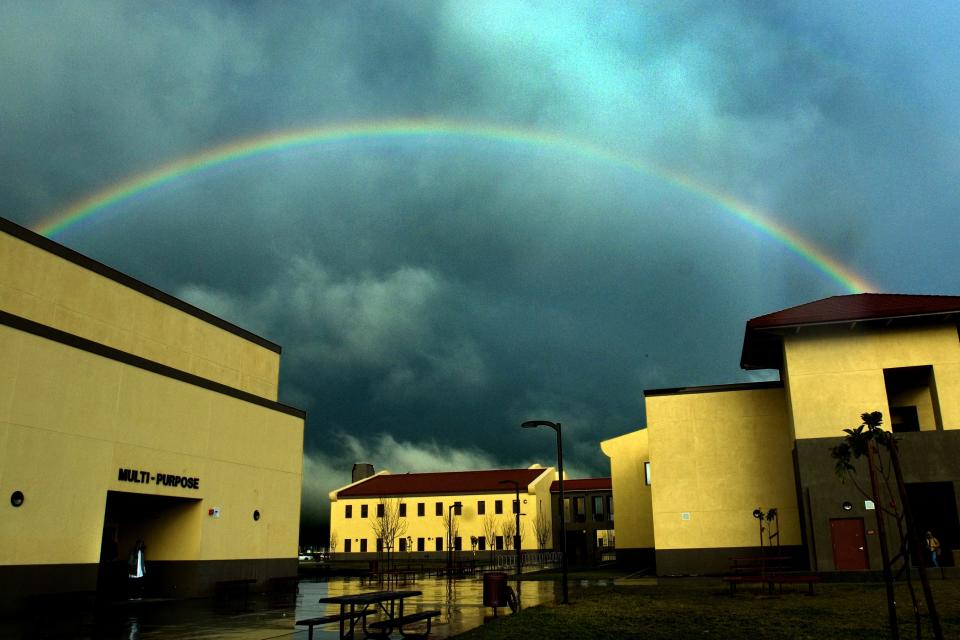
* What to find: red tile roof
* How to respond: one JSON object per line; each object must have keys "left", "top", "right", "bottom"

{"left": 746, "top": 294, "right": 960, "bottom": 330}
{"left": 336, "top": 468, "right": 549, "bottom": 498}
{"left": 741, "top": 294, "right": 960, "bottom": 370}
{"left": 550, "top": 478, "right": 611, "bottom": 492}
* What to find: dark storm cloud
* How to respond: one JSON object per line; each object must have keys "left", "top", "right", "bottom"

{"left": 3, "top": 1, "right": 959, "bottom": 536}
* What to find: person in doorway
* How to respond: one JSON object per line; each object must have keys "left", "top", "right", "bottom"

{"left": 128, "top": 540, "right": 146, "bottom": 599}
{"left": 925, "top": 531, "right": 941, "bottom": 567}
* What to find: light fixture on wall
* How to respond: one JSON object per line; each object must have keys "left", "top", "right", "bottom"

{"left": 10, "top": 491, "right": 24, "bottom": 507}
{"left": 842, "top": 501, "right": 853, "bottom": 511}
{"left": 253, "top": 509, "right": 261, "bottom": 521}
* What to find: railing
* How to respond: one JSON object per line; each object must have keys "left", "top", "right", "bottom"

{"left": 494, "top": 551, "right": 562, "bottom": 569}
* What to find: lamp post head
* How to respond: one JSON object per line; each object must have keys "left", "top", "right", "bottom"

{"left": 521, "top": 420, "right": 560, "bottom": 431}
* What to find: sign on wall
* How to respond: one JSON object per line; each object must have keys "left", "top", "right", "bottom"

{"left": 118, "top": 468, "right": 200, "bottom": 490}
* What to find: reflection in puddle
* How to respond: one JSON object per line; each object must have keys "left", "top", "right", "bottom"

{"left": 295, "top": 575, "right": 556, "bottom": 638}
{"left": 0, "top": 575, "right": 557, "bottom": 639}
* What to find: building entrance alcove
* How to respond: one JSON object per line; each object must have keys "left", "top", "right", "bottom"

{"left": 97, "top": 491, "right": 202, "bottom": 599}
{"left": 906, "top": 481, "right": 959, "bottom": 567}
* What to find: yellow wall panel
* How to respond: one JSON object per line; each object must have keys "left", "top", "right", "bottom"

{"left": 601, "top": 429, "right": 654, "bottom": 549}
{"left": 646, "top": 387, "right": 801, "bottom": 550}
{"left": 2, "top": 232, "right": 280, "bottom": 399}
{"left": 784, "top": 325, "right": 960, "bottom": 438}
{"left": 0, "top": 327, "right": 303, "bottom": 567}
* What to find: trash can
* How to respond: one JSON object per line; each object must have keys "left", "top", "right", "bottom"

{"left": 483, "top": 572, "right": 509, "bottom": 607}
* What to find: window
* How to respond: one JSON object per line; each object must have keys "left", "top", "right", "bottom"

{"left": 607, "top": 496, "right": 614, "bottom": 521}
{"left": 573, "top": 497, "right": 586, "bottom": 523}
{"left": 344, "top": 539, "right": 352, "bottom": 553}
{"left": 455, "top": 536, "right": 462, "bottom": 551}
{"left": 495, "top": 500, "right": 503, "bottom": 514}
{"left": 417, "top": 537, "right": 425, "bottom": 551}
{"left": 436, "top": 538, "right": 443, "bottom": 552}
{"left": 644, "top": 461, "right": 651, "bottom": 486}
{"left": 478, "top": 500, "right": 485, "bottom": 515}
{"left": 454, "top": 503, "right": 462, "bottom": 516}
{"left": 512, "top": 499, "right": 519, "bottom": 515}
{"left": 399, "top": 538, "right": 407, "bottom": 552}
{"left": 495, "top": 535, "right": 504, "bottom": 550}
{"left": 361, "top": 504, "right": 368, "bottom": 518}
{"left": 593, "top": 496, "right": 605, "bottom": 521}
{"left": 478, "top": 537, "right": 486, "bottom": 551}
{"left": 345, "top": 504, "right": 353, "bottom": 519}
{"left": 377, "top": 504, "right": 384, "bottom": 518}
{"left": 436, "top": 502, "right": 443, "bottom": 516}
{"left": 360, "top": 539, "right": 367, "bottom": 552}
{"left": 376, "top": 538, "right": 383, "bottom": 552}
{"left": 399, "top": 503, "right": 407, "bottom": 517}
{"left": 418, "top": 502, "right": 425, "bottom": 517}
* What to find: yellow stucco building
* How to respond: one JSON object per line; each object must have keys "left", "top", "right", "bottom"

{"left": 329, "top": 466, "right": 556, "bottom": 557}
{"left": 0, "top": 217, "right": 305, "bottom": 607}
{"left": 604, "top": 294, "right": 960, "bottom": 574}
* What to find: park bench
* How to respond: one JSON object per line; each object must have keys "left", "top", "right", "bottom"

{"left": 295, "top": 610, "right": 376, "bottom": 640}
{"left": 214, "top": 578, "right": 257, "bottom": 610}
{"left": 266, "top": 575, "right": 300, "bottom": 606}
{"left": 367, "top": 609, "right": 442, "bottom": 638}
{"left": 722, "top": 556, "right": 820, "bottom": 595}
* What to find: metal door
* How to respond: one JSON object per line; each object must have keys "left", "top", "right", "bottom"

{"left": 830, "top": 518, "right": 869, "bottom": 570}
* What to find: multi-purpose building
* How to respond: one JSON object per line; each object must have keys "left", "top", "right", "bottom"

{"left": 604, "top": 294, "right": 960, "bottom": 575}
{"left": 328, "top": 466, "right": 556, "bottom": 557}
{"left": 0, "top": 217, "right": 305, "bottom": 608}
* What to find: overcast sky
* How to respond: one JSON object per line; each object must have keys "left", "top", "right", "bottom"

{"left": 4, "top": 1, "right": 959, "bottom": 540}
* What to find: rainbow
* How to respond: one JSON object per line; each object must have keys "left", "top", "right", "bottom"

{"left": 33, "top": 118, "right": 875, "bottom": 293}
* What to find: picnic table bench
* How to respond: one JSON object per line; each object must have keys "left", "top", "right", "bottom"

{"left": 722, "top": 556, "right": 820, "bottom": 594}
{"left": 309, "top": 589, "right": 436, "bottom": 639}
{"left": 296, "top": 610, "right": 377, "bottom": 640}
{"left": 367, "top": 609, "right": 441, "bottom": 638}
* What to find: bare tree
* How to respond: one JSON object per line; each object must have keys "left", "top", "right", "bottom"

{"left": 502, "top": 518, "right": 516, "bottom": 550}
{"left": 370, "top": 498, "right": 408, "bottom": 584}
{"left": 482, "top": 513, "right": 498, "bottom": 558}
{"left": 442, "top": 507, "right": 461, "bottom": 550}
{"left": 533, "top": 502, "right": 550, "bottom": 550}
{"left": 328, "top": 530, "right": 339, "bottom": 557}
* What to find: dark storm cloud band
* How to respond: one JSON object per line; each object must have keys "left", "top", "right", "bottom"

{"left": 33, "top": 119, "right": 875, "bottom": 293}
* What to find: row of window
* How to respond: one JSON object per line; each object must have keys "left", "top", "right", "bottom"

{"left": 563, "top": 495, "right": 616, "bottom": 523}
{"left": 342, "top": 535, "right": 521, "bottom": 553}
{"left": 344, "top": 499, "right": 519, "bottom": 519}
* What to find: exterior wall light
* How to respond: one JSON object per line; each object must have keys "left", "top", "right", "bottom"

{"left": 253, "top": 509, "right": 261, "bottom": 521}
{"left": 842, "top": 501, "right": 853, "bottom": 511}
{"left": 10, "top": 491, "right": 24, "bottom": 507}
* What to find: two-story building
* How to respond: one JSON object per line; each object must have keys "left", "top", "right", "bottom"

{"left": 604, "top": 294, "right": 960, "bottom": 575}
{"left": 550, "top": 478, "right": 613, "bottom": 566}
{"left": 328, "top": 466, "right": 556, "bottom": 557}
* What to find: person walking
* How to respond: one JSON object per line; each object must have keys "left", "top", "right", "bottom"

{"left": 128, "top": 540, "right": 146, "bottom": 599}
{"left": 925, "top": 531, "right": 941, "bottom": 568}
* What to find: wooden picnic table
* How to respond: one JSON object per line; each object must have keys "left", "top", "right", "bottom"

{"left": 299, "top": 589, "right": 439, "bottom": 639}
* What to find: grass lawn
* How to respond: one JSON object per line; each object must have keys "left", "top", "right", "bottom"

{"left": 454, "top": 576, "right": 960, "bottom": 639}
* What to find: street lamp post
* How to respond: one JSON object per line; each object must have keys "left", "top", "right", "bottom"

{"left": 521, "top": 420, "right": 568, "bottom": 604}
{"left": 448, "top": 501, "right": 462, "bottom": 577}
{"left": 498, "top": 479, "right": 522, "bottom": 582}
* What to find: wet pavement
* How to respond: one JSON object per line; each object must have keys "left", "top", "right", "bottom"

{"left": 0, "top": 575, "right": 559, "bottom": 639}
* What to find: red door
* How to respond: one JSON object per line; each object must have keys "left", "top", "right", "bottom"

{"left": 830, "top": 518, "right": 869, "bottom": 570}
